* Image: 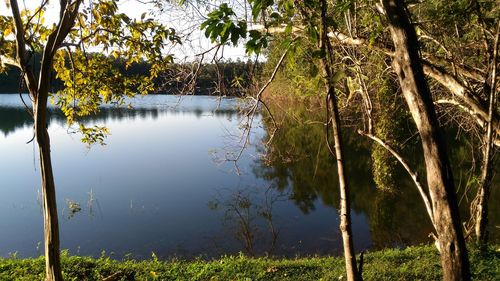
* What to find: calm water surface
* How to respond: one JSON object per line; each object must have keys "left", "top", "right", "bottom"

{"left": 0, "top": 94, "right": 497, "bottom": 259}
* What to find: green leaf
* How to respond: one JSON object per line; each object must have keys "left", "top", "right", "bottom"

{"left": 230, "top": 30, "right": 240, "bottom": 46}
{"left": 332, "top": 70, "right": 345, "bottom": 83}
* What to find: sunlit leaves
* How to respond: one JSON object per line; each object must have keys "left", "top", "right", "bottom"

{"left": 1, "top": 1, "right": 179, "bottom": 145}
{"left": 0, "top": 16, "right": 15, "bottom": 63}
{"left": 52, "top": 49, "right": 158, "bottom": 128}
{"left": 263, "top": 36, "right": 323, "bottom": 97}
{"left": 0, "top": 16, "right": 15, "bottom": 72}
{"left": 3, "top": 26, "right": 13, "bottom": 37}
{"left": 70, "top": 1, "right": 179, "bottom": 70}
{"left": 200, "top": 2, "right": 277, "bottom": 54}
{"left": 200, "top": 3, "right": 247, "bottom": 46}
{"left": 199, "top": 0, "right": 324, "bottom": 55}
{"left": 79, "top": 124, "right": 110, "bottom": 145}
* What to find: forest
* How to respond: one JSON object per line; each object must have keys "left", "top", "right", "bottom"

{"left": 0, "top": 0, "right": 498, "bottom": 281}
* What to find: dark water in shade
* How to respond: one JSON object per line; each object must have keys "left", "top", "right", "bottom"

{"left": 0, "top": 94, "right": 497, "bottom": 260}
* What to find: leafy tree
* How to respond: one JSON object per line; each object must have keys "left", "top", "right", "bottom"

{"left": 0, "top": 1, "right": 177, "bottom": 280}
{"left": 325, "top": 0, "right": 498, "bottom": 253}
{"left": 200, "top": 0, "right": 365, "bottom": 279}
{"left": 381, "top": 1, "right": 470, "bottom": 279}
{"left": 195, "top": 0, "right": 500, "bottom": 279}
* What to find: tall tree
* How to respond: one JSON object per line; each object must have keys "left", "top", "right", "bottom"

{"left": 199, "top": 0, "right": 363, "bottom": 279}
{"left": 471, "top": 21, "right": 498, "bottom": 250}
{"left": 0, "top": 1, "right": 176, "bottom": 280}
{"left": 317, "top": 0, "right": 361, "bottom": 279}
{"left": 197, "top": 0, "right": 496, "bottom": 278}
{"left": 380, "top": 0, "right": 470, "bottom": 280}
{"left": 311, "top": 0, "right": 498, "bottom": 255}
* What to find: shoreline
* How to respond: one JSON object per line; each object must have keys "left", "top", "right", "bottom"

{"left": 1, "top": 244, "right": 498, "bottom": 280}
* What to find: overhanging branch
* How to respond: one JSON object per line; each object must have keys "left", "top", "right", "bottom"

{"left": 9, "top": 0, "right": 38, "bottom": 97}
{"left": 39, "top": 0, "right": 83, "bottom": 96}
{"left": 0, "top": 55, "right": 21, "bottom": 69}
{"left": 358, "top": 130, "right": 436, "bottom": 228}
{"left": 253, "top": 23, "right": 500, "bottom": 146}
{"left": 422, "top": 62, "right": 488, "bottom": 120}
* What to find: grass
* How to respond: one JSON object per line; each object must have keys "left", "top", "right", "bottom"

{"left": 0, "top": 244, "right": 498, "bottom": 280}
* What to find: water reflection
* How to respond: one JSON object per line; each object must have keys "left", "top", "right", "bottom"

{"left": 0, "top": 94, "right": 497, "bottom": 259}
{"left": 0, "top": 102, "right": 241, "bottom": 137}
{"left": 208, "top": 185, "right": 287, "bottom": 256}
{"left": 253, "top": 98, "right": 499, "bottom": 250}
{"left": 0, "top": 107, "right": 33, "bottom": 137}
{"left": 59, "top": 188, "right": 103, "bottom": 220}
{"left": 0, "top": 94, "right": 255, "bottom": 259}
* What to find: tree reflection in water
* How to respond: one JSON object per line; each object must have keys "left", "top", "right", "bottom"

{"left": 208, "top": 185, "right": 289, "bottom": 256}
{"left": 251, "top": 97, "right": 499, "bottom": 249}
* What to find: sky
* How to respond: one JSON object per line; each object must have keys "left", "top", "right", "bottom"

{"left": 0, "top": 0, "right": 249, "bottom": 61}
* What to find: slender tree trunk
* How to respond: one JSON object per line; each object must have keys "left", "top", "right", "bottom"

{"left": 474, "top": 23, "right": 498, "bottom": 249}
{"left": 319, "top": 0, "right": 361, "bottom": 280}
{"left": 327, "top": 91, "right": 361, "bottom": 281}
{"left": 381, "top": 1, "right": 470, "bottom": 280}
{"left": 9, "top": 1, "right": 82, "bottom": 280}
{"left": 34, "top": 90, "right": 63, "bottom": 281}
{"left": 475, "top": 139, "right": 493, "bottom": 248}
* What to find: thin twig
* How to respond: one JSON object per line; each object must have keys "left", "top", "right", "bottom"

{"left": 358, "top": 130, "right": 436, "bottom": 228}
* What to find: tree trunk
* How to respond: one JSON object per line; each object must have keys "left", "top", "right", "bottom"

{"left": 9, "top": 1, "right": 83, "bottom": 279}
{"left": 319, "top": 0, "right": 361, "bottom": 280}
{"left": 475, "top": 145, "right": 493, "bottom": 248}
{"left": 34, "top": 91, "right": 63, "bottom": 281}
{"left": 327, "top": 92, "right": 361, "bottom": 281}
{"left": 474, "top": 23, "right": 498, "bottom": 249}
{"left": 381, "top": 1, "right": 470, "bottom": 280}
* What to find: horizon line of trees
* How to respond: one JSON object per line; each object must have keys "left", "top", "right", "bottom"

{"left": 0, "top": 51, "right": 258, "bottom": 96}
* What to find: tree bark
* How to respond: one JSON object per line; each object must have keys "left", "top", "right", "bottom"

{"left": 326, "top": 30, "right": 500, "bottom": 146}
{"left": 319, "top": 0, "right": 361, "bottom": 280}
{"left": 9, "top": 0, "right": 64, "bottom": 279}
{"left": 381, "top": 1, "right": 470, "bottom": 280}
{"left": 34, "top": 94, "right": 63, "bottom": 281}
{"left": 33, "top": 17, "right": 69, "bottom": 279}
{"left": 474, "top": 22, "right": 499, "bottom": 249}
{"left": 327, "top": 91, "right": 361, "bottom": 281}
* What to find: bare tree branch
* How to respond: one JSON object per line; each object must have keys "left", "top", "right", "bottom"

{"left": 435, "top": 99, "right": 486, "bottom": 127}
{"left": 0, "top": 55, "right": 21, "bottom": 68}
{"left": 9, "top": 0, "right": 38, "bottom": 97}
{"left": 358, "top": 130, "right": 436, "bottom": 226}
{"left": 422, "top": 62, "right": 488, "bottom": 120}
{"left": 38, "top": 0, "right": 83, "bottom": 97}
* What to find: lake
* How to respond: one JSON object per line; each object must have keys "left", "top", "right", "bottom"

{"left": 0, "top": 94, "right": 497, "bottom": 259}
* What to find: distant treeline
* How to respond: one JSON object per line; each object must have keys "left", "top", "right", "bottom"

{"left": 0, "top": 53, "right": 260, "bottom": 96}
{"left": 160, "top": 60, "right": 260, "bottom": 96}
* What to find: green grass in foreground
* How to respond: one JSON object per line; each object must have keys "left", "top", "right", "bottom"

{"left": 0, "top": 244, "right": 498, "bottom": 280}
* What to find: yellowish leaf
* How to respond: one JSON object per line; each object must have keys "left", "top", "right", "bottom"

{"left": 4, "top": 27, "right": 12, "bottom": 37}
